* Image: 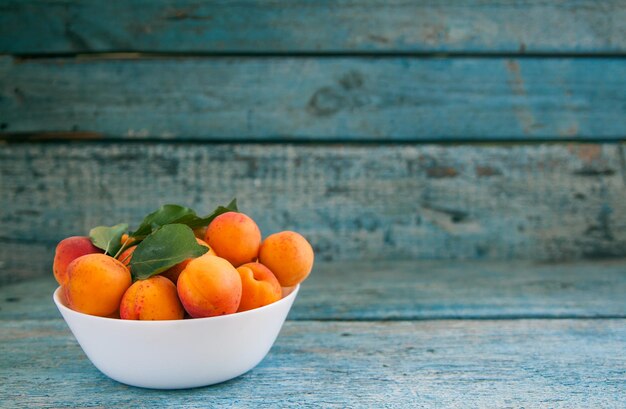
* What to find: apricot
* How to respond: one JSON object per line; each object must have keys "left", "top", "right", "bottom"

{"left": 119, "top": 233, "right": 137, "bottom": 246}
{"left": 177, "top": 255, "right": 242, "bottom": 318}
{"left": 53, "top": 236, "right": 101, "bottom": 286}
{"left": 193, "top": 226, "right": 207, "bottom": 240}
{"left": 259, "top": 231, "right": 314, "bottom": 286}
{"left": 161, "top": 238, "right": 216, "bottom": 284}
{"left": 117, "top": 245, "right": 137, "bottom": 267}
{"left": 120, "top": 276, "right": 184, "bottom": 320}
{"left": 63, "top": 254, "right": 131, "bottom": 317}
{"left": 204, "top": 212, "right": 261, "bottom": 267}
{"left": 236, "top": 262, "right": 282, "bottom": 312}
{"left": 281, "top": 286, "right": 297, "bottom": 298}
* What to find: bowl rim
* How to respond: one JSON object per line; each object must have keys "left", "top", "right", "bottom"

{"left": 53, "top": 284, "right": 300, "bottom": 326}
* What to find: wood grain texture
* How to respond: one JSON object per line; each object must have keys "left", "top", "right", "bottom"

{"left": 2, "top": 56, "right": 626, "bottom": 141}
{"left": 0, "top": 241, "right": 51, "bottom": 286}
{"left": 3, "top": 260, "right": 626, "bottom": 320}
{"left": 1, "top": 319, "right": 625, "bottom": 407}
{"left": 1, "top": 142, "right": 626, "bottom": 284}
{"left": 1, "top": 0, "right": 625, "bottom": 54}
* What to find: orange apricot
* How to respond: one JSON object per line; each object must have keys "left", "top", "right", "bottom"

{"left": 193, "top": 226, "right": 208, "bottom": 240}
{"left": 63, "top": 254, "right": 131, "bottom": 317}
{"left": 120, "top": 276, "right": 184, "bottom": 320}
{"left": 119, "top": 233, "right": 136, "bottom": 246}
{"left": 161, "top": 238, "right": 215, "bottom": 284}
{"left": 204, "top": 212, "right": 261, "bottom": 267}
{"left": 177, "top": 255, "right": 242, "bottom": 318}
{"left": 236, "top": 262, "right": 282, "bottom": 312}
{"left": 53, "top": 236, "right": 101, "bottom": 286}
{"left": 258, "top": 231, "right": 314, "bottom": 287}
{"left": 281, "top": 286, "right": 297, "bottom": 298}
{"left": 117, "top": 245, "right": 137, "bottom": 267}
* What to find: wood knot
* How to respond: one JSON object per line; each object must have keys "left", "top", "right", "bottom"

{"left": 307, "top": 71, "right": 366, "bottom": 117}
{"left": 339, "top": 71, "right": 364, "bottom": 90}
{"left": 307, "top": 87, "right": 345, "bottom": 117}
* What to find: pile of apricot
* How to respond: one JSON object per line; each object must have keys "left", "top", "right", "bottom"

{"left": 53, "top": 212, "right": 314, "bottom": 320}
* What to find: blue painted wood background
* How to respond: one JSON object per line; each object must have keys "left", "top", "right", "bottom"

{"left": 2, "top": 3, "right": 626, "bottom": 407}
{"left": 1, "top": 0, "right": 626, "bottom": 283}
{"left": 1, "top": 0, "right": 625, "bottom": 54}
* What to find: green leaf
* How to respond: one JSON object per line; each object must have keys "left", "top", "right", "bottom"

{"left": 130, "top": 204, "right": 200, "bottom": 240}
{"left": 225, "top": 198, "right": 238, "bottom": 212}
{"left": 187, "top": 198, "right": 239, "bottom": 229}
{"left": 130, "top": 199, "right": 238, "bottom": 239}
{"left": 130, "top": 224, "right": 208, "bottom": 280}
{"left": 89, "top": 223, "right": 128, "bottom": 256}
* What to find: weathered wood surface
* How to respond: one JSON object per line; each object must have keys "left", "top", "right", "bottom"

{"left": 1, "top": 318, "right": 624, "bottom": 407}
{"left": 3, "top": 260, "right": 626, "bottom": 320}
{"left": 2, "top": 57, "right": 626, "bottom": 141}
{"left": 0, "top": 241, "right": 52, "bottom": 286}
{"left": 1, "top": 0, "right": 625, "bottom": 54}
{"left": 2, "top": 260, "right": 624, "bottom": 406}
{"left": 2, "top": 143, "right": 625, "bottom": 284}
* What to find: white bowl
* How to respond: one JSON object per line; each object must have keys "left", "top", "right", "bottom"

{"left": 53, "top": 285, "right": 299, "bottom": 389}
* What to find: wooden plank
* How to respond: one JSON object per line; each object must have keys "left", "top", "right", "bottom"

{"left": 3, "top": 260, "right": 626, "bottom": 320}
{"left": 1, "top": 319, "right": 625, "bottom": 407}
{"left": 1, "top": 1, "right": 625, "bottom": 54}
{"left": 0, "top": 241, "right": 51, "bottom": 286}
{"left": 2, "top": 56, "right": 626, "bottom": 141}
{"left": 1, "top": 143, "right": 625, "bottom": 284}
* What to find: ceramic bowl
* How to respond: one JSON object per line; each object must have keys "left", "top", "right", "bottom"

{"left": 53, "top": 285, "right": 299, "bottom": 389}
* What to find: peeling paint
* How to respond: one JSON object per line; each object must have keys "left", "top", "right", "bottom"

{"left": 505, "top": 59, "right": 537, "bottom": 135}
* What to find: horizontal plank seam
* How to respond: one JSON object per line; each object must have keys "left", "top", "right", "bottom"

{"left": 3, "top": 317, "right": 626, "bottom": 323}
{"left": 2, "top": 136, "right": 625, "bottom": 145}
{"left": 5, "top": 52, "right": 626, "bottom": 60}
{"left": 293, "top": 316, "right": 626, "bottom": 321}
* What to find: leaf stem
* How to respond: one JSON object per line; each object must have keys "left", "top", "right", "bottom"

{"left": 113, "top": 236, "right": 133, "bottom": 259}
{"left": 119, "top": 251, "right": 132, "bottom": 265}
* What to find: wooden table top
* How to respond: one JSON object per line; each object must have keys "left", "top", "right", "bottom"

{"left": 2, "top": 259, "right": 625, "bottom": 407}
{"left": 2, "top": 1, "right": 625, "bottom": 407}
